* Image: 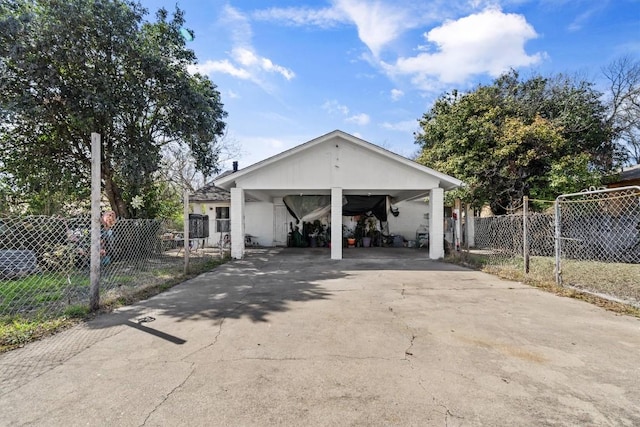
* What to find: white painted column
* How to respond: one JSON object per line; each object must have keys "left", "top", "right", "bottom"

{"left": 465, "top": 205, "right": 475, "bottom": 248}
{"left": 230, "top": 187, "right": 245, "bottom": 259}
{"left": 331, "top": 187, "right": 343, "bottom": 260}
{"left": 429, "top": 188, "right": 445, "bottom": 259}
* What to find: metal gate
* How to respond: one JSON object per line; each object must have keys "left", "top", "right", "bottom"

{"left": 554, "top": 186, "right": 640, "bottom": 285}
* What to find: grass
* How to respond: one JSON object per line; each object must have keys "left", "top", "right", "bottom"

{"left": 448, "top": 251, "right": 640, "bottom": 318}
{"left": 0, "top": 315, "right": 81, "bottom": 353}
{"left": 0, "top": 255, "right": 228, "bottom": 353}
{"left": 0, "top": 272, "right": 89, "bottom": 312}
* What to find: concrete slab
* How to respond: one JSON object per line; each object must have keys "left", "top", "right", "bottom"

{"left": 1, "top": 248, "right": 639, "bottom": 426}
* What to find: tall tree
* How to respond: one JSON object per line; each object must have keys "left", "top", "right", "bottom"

{"left": 602, "top": 55, "right": 640, "bottom": 164}
{"left": 0, "top": 0, "right": 227, "bottom": 217}
{"left": 415, "top": 71, "right": 617, "bottom": 214}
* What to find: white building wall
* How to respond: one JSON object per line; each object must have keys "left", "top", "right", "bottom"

{"left": 193, "top": 202, "right": 230, "bottom": 247}
{"left": 245, "top": 202, "right": 274, "bottom": 247}
{"left": 234, "top": 137, "right": 441, "bottom": 192}
{"left": 387, "top": 200, "right": 430, "bottom": 243}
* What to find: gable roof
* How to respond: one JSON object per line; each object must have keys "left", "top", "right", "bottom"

{"left": 215, "top": 130, "right": 463, "bottom": 191}
{"left": 607, "top": 164, "right": 640, "bottom": 188}
{"left": 189, "top": 182, "right": 230, "bottom": 202}
{"left": 621, "top": 164, "right": 640, "bottom": 182}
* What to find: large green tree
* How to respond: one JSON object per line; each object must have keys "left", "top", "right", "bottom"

{"left": 415, "top": 71, "right": 619, "bottom": 214}
{"left": 0, "top": 0, "right": 227, "bottom": 217}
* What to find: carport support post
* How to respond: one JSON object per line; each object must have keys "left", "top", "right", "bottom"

{"left": 230, "top": 187, "right": 245, "bottom": 259}
{"left": 429, "top": 188, "right": 445, "bottom": 259}
{"left": 331, "top": 187, "right": 343, "bottom": 260}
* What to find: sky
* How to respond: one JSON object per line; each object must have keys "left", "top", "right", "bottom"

{"left": 138, "top": 0, "right": 640, "bottom": 170}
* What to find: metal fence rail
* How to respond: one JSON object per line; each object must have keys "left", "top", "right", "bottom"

{"left": 471, "top": 186, "right": 640, "bottom": 307}
{"left": 0, "top": 215, "right": 217, "bottom": 318}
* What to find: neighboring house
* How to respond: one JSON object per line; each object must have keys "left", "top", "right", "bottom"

{"left": 607, "top": 164, "right": 640, "bottom": 188}
{"left": 189, "top": 179, "right": 231, "bottom": 248}
{"left": 208, "top": 130, "right": 463, "bottom": 260}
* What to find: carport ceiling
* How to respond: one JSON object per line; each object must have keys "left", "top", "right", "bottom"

{"left": 242, "top": 188, "right": 430, "bottom": 204}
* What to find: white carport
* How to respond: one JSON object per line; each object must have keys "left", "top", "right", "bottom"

{"left": 214, "top": 130, "right": 463, "bottom": 260}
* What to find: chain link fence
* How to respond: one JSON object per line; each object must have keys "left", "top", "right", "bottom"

{"left": 0, "top": 215, "right": 221, "bottom": 318}
{"left": 555, "top": 187, "right": 640, "bottom": 304}
{"left": 468, "top": 186, "right": 640, "bottom": 307}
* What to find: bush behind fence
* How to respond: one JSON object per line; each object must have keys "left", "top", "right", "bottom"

{"left": 0, "top": 215, "right": 218, "bottom": 318}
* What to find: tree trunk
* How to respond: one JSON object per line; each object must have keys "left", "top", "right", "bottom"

{"left": 103, "top": 167, "right": 130, "bottom": 218}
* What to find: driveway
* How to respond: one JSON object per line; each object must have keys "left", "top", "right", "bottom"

{"left": 1, "top": 248, "right": 639, "bottom": 426}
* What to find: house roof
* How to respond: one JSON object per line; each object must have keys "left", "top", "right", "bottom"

{"left": 621, "top": 164, "right": 640, "bottom": 182}
{"left": 189, "top": 182, "right": 230, "bottom": 202}
{"left": 607, "top": 164, "right": 640, "bottom": 188}
{"left": 215, "top": 130, "right": 463, "bottom": 194}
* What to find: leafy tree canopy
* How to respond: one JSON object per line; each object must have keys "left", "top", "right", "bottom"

{"left": 415, "top": 71, "right": 620, "bottom": 214}
{"left": 0, "top": 0, "right": 227, "bottom": 217}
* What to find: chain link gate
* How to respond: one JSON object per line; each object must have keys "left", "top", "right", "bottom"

{"left": 555, "top": 186, "right": 640, "bottom": 296}
{"left": 471, "top": 187, "right": 639, "bottom": 307}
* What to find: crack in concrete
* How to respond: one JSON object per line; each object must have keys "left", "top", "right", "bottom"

{"left": 404, "top": 334, "right": 416, "bottom": 358}
{"left": 139, "top": 363, "right": 195, "bottom": 427}
{"left": 435, "top": 399, "right": 462, "bottom": 426}
{"left": 182, "top": 268, "right": 260, "bottom": 361}
{"left": 220, "top": 355, "right": 403, "bottom": 362}
{"left": 388, "top": 288, "right": 464, "bottom": 425}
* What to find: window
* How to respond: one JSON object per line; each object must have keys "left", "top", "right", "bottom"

{"left": 216, "top": 207, "right": 230, "bottom": 232}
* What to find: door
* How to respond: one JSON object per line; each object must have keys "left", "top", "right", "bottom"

{"left": 274, "top": 205, "right": 289, "bottom": 246}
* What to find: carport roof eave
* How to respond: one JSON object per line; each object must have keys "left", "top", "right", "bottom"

{"left": 213, "top": 129, "right": 464, "bottom": 191}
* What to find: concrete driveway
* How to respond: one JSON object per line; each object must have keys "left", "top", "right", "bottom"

{"left": 1, "top": 248, "right": 639, "bottom": 426}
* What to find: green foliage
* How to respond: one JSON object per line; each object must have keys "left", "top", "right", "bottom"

{"left": 63, "top": 304, "right": 90, "bottom": 318}
{"left": 0, "top": 314, "right": 74, "bottom": 351}
{"left": 416, "top": 71, "right": 618, "bottom": 213}
{"left": 0, "top": 0, "right": 227, "bottom": 217}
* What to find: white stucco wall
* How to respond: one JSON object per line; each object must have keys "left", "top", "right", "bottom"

{"left": 193, "top": 201, "right": 230, "bottom": 247}
{"left": 245, "top": 202, "right": 274, "bottom": 247}
{"left": 232, "top": 137, "right": 441, "bottom": 192}
{"left": 215, "top": 132, "right": 461, "bottom": 258}
{"left": 387, "top": 200, "right": 430, "bottom": 243}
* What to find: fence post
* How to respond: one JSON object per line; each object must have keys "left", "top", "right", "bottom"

{"left": 554, "top": 198, "right": 562, "bottom": 285}
{"left": 89, "top": 132, "right": 101, "bottom": 311}
{"left": 523, "top": 196, "right": 529, "bottom": 274}
{"left": 184, "top": 188, "right": 190, "bottom": 274}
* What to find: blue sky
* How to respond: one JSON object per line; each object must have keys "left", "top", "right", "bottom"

{"left": 139, "top": 0, "right": 640, "bottom": 169}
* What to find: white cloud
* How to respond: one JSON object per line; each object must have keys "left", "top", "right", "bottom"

{"left": 385, "top": 8, "right": 543, "bottom": 86}
{"left": 346, "top": 113, "right": 371, "bottom": 125}
{"left": 253, "top": 0, "right": 431, "bottom": 57}
{"left": 381, "top": 120, "right": 419, "bottom": 133}
{"left": 323, "top": 100, "right": 370, "bottom": 126}
{"left": 390, "top": 89, "right": 404, "bottom": 101}
{"left": 322, "top": 100, "right": 350, "bottom": 116}
{"left": 220, "top": 4, "right": 253, "bottom": 46}
{"left": 567, "top": 3, "right": 606, "bottom": 32}
{"left": 191, "top": 5, "right": 295, "bottom": 88}
{"left": 333, "top": 0, "right": 414, "bottom": 57}
{"left": 232, "top": 47, "right": 296, "bottom": 81}
{"left": 188, "top": 60, "right": 251, "bottom": 80}
{"left": 252, "top": 6, "right": 345, "bottom": 28}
